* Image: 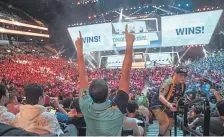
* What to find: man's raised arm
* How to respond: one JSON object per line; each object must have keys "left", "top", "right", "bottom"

{"left": 119, "top": 25, "right": 135, "bottom": 93}
{"left": 75, "top": 31, "right": 89, "bottom": 89}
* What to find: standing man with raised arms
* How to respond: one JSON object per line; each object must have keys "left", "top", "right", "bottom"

{"left": 75, "top": 25, "right": 135, "bottom": 136}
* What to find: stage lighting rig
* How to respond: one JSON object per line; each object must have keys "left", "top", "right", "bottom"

{"left": 77, "top": 0, "right": 99, "bottom": 5}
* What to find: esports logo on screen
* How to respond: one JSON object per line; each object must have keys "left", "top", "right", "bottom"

{"left": 111, "top": 17, "right": 161, "bottom": 50}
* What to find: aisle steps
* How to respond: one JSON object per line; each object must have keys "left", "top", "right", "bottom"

{"left": 147, "top": 121, "right": 183, "bottom": 136}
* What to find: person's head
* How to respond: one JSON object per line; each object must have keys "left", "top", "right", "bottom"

{"left": 72, "top": 98, "right": 81, "bottom": 114}
{"left": 18, "top": 91, "right": 22, "bottom": 96}
{"left": 89, "top": 79, "right": 108, "bottom": 103}
{"left": 186, "top": 91, "right": 196, "bottom": 100}
{"left": 209, "top": 95, "right": 216, "bottom": 103}
{"left": 0, "top": 84, "right": 9, "bottom": 105}
{"left": 175, "top": 66, "right": 187, "bottom": 83}
{"left": 24, "top": 83, "right": 45, "bottom": 105}
{"left": 8, "top": 92, "right": 18, "bottom": 104}
{"left": 72, "top": 90, "right": 77, "bottom": 97}
{"left": 62, "top": 98, "right": 73, "bottom": 109}
{"left": 194, "top": 105, "right": 203, "bottom": 115}
{"left": 110, "top": 89, "right": 116, "bottom": 95}
{"left": 127, "top": 100, "right": 139, "bottom": 114}
{"left": 136, "top": 92, "right": 140, "bottom": 98}
{"left": 136, "top": 95, "right": 149, "bottom": 107}
{"left": 44, "top": 95, "right": 50, "bottom": 107}
{"left": 217, "top": 100, "right": 224, "bottom": 117}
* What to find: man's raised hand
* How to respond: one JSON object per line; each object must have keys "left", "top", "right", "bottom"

{"left": 125, "top": 24, "right": 135, "bottom": 46}
{"left": 75, "top": 31, "right": 83, "bottom": 53}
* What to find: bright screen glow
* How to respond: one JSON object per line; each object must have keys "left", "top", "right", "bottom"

{"left": 162, "top": 10, "right": 223, "bottom": 46}
{"left": 68, "top": 10, "right": 223, "bottom": 52}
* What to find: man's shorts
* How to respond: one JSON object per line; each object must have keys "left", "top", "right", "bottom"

{"left": 152, "top": 108, "right": 173, "bottom": 126}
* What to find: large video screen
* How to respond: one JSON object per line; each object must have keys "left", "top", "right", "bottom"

{"left": 68, "top": 10, "right": 223, "bottom": 52}
{"left": 68, "top": 23, "right": 113, "bottom": 52}
{"left": 162, "top": 10, "right": 223, "bottom": 47}
{"left": 68, "top": 17, "right": 161, "bottom": 52}
{"left": 112, "top": 18, "right": 161, "bottom": 50}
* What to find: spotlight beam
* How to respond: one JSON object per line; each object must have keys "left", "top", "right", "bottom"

{"left": 85, "top": 56, "right": 96, "bottom": 69}
{"left": 153, "top": 6, "right": 175, "bottom": 15}
{"left": 119, "top": 8, "right": 123, "bottom": 22}
{"left": 102, "top": 14, "right": 106, "bottom": 22}
{"left": 89, "top": 54, "right": 97, "bottom": 64}
{"left": 169, "top": 5, "right": 190, "bottom": 13}
{"left": 146, "top": 8, "right": 159, "bottom": 16}
{"left": 114, "top": 11, "right": 130, "bottom": 19}
{"left": 179, "top": 47, "right": 191, "bottom": 62}
{"left": 130, "top": 7, "right": 145, "bottom": 16}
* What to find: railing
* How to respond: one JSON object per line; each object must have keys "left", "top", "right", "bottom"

{"left": 177, "top": 98, "right": 211, "bottom": 136}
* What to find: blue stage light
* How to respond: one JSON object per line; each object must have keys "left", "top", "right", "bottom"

{"left": 186, "top": 4, "right": 189, "bottom": 7}
{"left": 178, "top": 4, "right": 181, "bottom": 7}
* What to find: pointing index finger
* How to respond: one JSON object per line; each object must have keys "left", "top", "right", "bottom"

{"left": 125, "top": 24, "right": 128, "bottom": 33}
{"left": 79, "top": 31, "right": 82, "bottom": 39}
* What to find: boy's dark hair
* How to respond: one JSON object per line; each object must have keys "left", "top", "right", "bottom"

{"left": 127, "top": 101, "right": 139, "bottom": 113}
{"left": 89, "top": 79, "right": 108, "bottom": 103}
{"left": 24, "top": 83, "right": 44, "bottom": 105}
{"left": 194, "top": 105, "right": 203, "bottom": 114}
{"left": 72, "top": 98, "right": 81, "bottom": 113}
{"left": 63, "top": 98, "right": 73, "bottom": 109}
{"left": 0, "top": 84, "right": 7, "bottom": 100}
{"left": 110, "top": 89, "right": 116, "bottom": 94}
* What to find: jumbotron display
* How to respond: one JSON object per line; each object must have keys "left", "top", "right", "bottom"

{"left": 162, "top": 10, "right": 223, "bottom": 47}
{"left": 68, "top": 10, "right": 223, "bottom": 52}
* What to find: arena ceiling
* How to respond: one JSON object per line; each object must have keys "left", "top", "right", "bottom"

{"left": 1, "top": 0, "right": 223, "bottom": 58}
{"left": 1, "top": 0, "right": 224, "bottom": 25}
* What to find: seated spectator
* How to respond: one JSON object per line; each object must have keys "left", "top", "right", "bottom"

{"left": 7, "top": 92, "right": 20, "bottom": 115}
{"left": 136, "top": 96, "right": 151, "bottom": 124}
{"left": 187, "top": 105, "right": 203, "bottom": 124}
{"left": 109, "top": 88, "right": 116, "bottom": 101}
{"left": 127, "top": 100, "right": 139, "bottom": 118}
{"left": 123, "top": 116, "right": 144, "bottom": 136}
{"left": 189, "top": 89, "right": 224, "bottom": 136}
{"left": 12, "top": 83, "right": 63, "bottom": 135}
{"left": 124, "top": 101, "right": 144, "bottom": 136}
{"left": 67, "top": 97, "right": 86, "bottom": 136}
{"left": 17, "top": 92, "right": 23, "bottom": 103}
{"left": 76, "top": 29, "right": 133, "bottom": 135}
{"left": 0, "top": 84, "right": 15, "bottom": 125}
{"left": 62, "top": 98, "right": 73, "bottom": 111}
{"left": 0, "top": 123, "right": 38, "bottom": 136}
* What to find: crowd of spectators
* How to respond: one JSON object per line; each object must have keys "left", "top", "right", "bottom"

{"left": 0, "top": 49, "right": 223, "bottom": 100}
{"left": 0, "top": 53, "right": 176, "bottom": 98}
{"left": 0, "top": 44, "right": 53, "bottom": 56}
{"left": 189, "top": 52, "right": 224, "bottom": 87}
{"left": 0, "top": 42, "right": 223, "bottom": 136}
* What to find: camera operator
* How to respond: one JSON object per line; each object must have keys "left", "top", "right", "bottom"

{"left": 48, "top": 97, "right": 70, "bottom": 122}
